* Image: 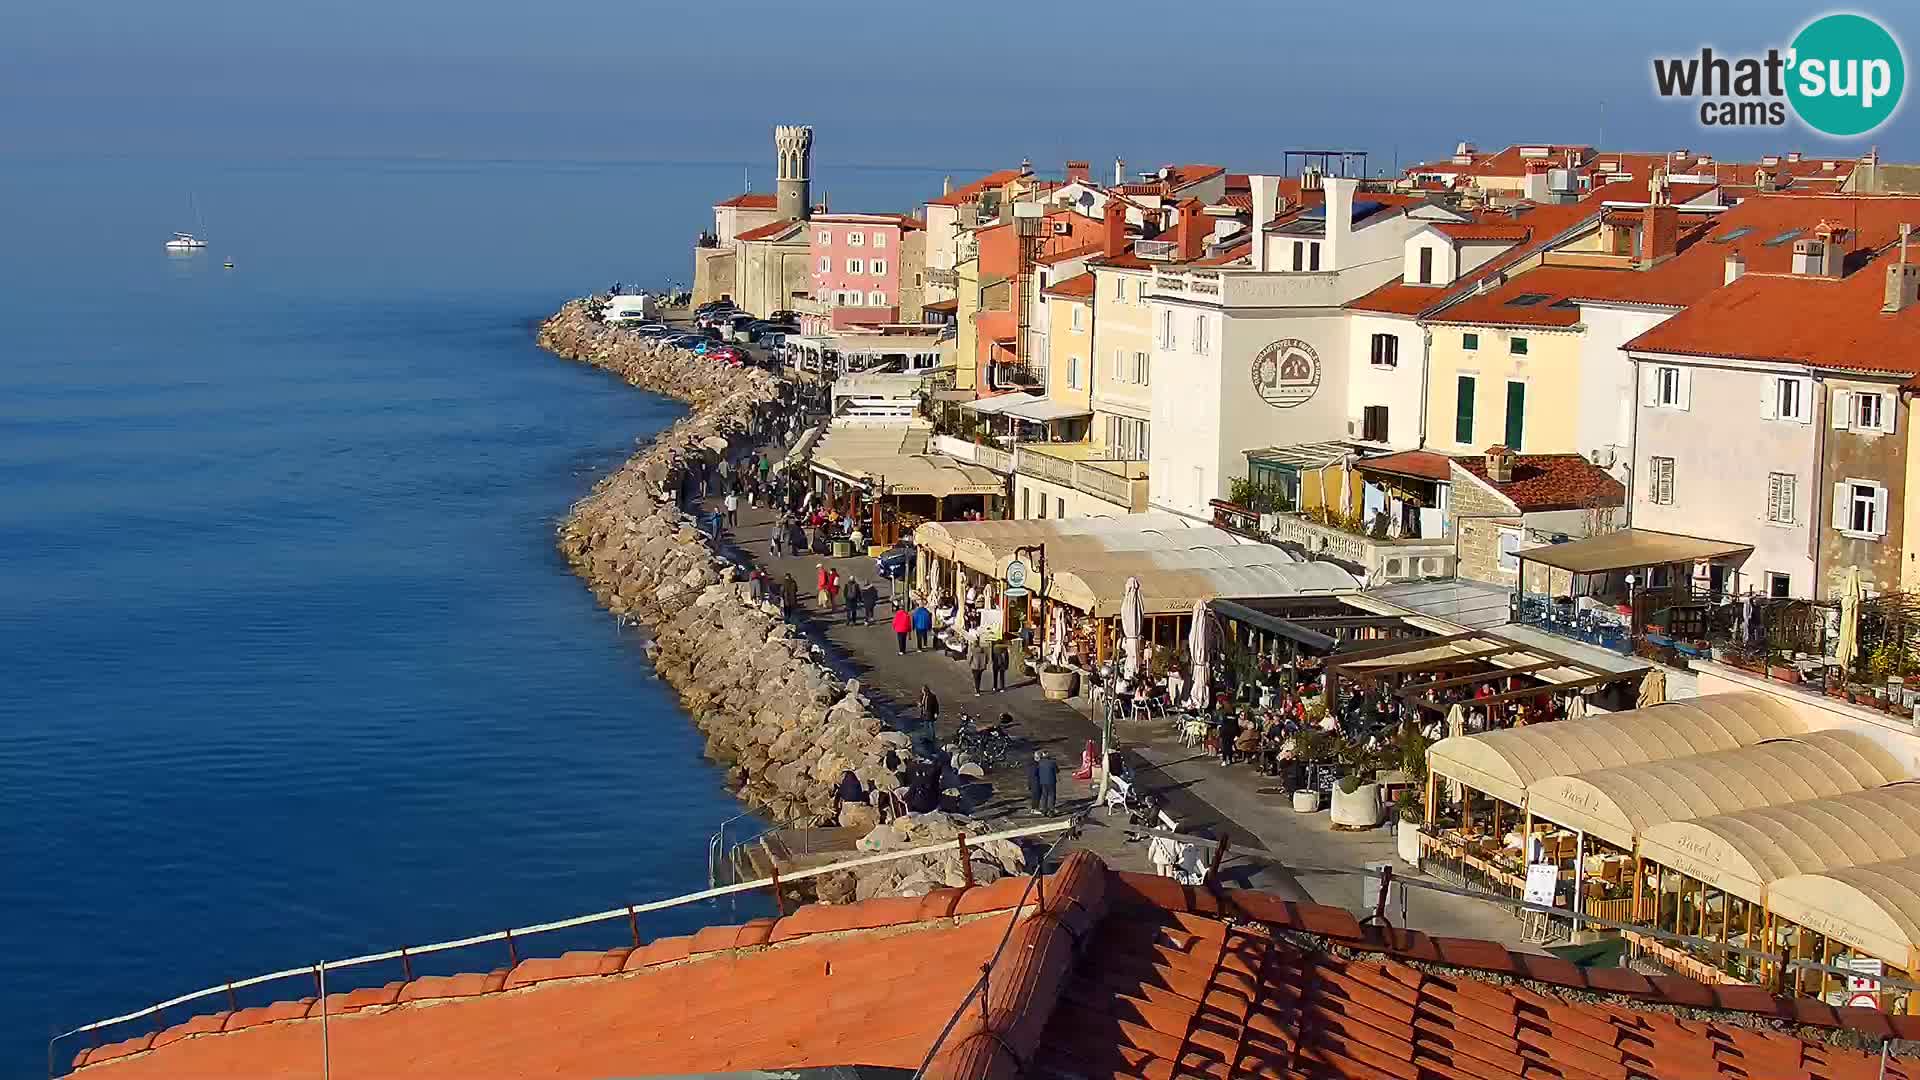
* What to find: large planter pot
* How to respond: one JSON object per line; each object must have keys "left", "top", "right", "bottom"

{"left": 1037, "top": 667, "right": 1078, "bottom": 701}
{"left": 1397, "top": 818, "right": 1423, "bottom": 866}
{"left": 1330, "top": 781, "right": 1383, "bottom": 828}
{"left": 1768, "top": 664, "right": 1801, "bottom": 685}
{"left": 1292, "top": 789, "right": 1322, "bottom": 814}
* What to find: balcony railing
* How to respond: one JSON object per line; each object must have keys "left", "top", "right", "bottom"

{"left": 1014, "top": 446, "right": 1076, "bottom": 485}
{"left": 1074, "top": 463, "right": 1140, "bottom": 508}
{"left": 1014, "top": 447, "right": 1147, "bottom": 511}
{"left": 1210, "top": 501, "right": 1454, "bottom": 583}
{"left": 1133, "top": 239, "right": 1178, "bottom": 261}
{"left": 926, "top": 268, "right": 958, "bottom": 288}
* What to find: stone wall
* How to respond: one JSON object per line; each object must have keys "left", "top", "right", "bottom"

{"left": 1448, "top": 475, "right": 1521, "bottom": 588}
{"left": 538, "top": 301, "right": 906, "bottom": 826}
{"left": 691, "top": 247, "right": 735, "bottom": 308}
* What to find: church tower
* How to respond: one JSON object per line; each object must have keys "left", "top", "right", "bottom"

{"left": 775, "top": 124, "right": 813, "bottom": 221}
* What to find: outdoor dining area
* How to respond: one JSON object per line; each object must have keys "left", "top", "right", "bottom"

{"left": 1422, "top": 689, "right": 1920, "bottom": 1008}
{"left": 1510, "top": 527, "right": 1753, "bottom": 657}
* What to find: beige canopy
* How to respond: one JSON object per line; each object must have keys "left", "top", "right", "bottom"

{"left": 1516, "top": 528, "right": 1753, "bottom": 574}
{"left": 1769, "top": 854, "right": 1920, "bottom": 971}
{"left": 914, "top": 513, "right": 1202, "bottom": 562}
{"left": 1051, "top": 562, "right": 1359, "bottom": 617}
{"left": 1526, "top": 730, "right": 1909, "bottom": 851}
{"left": 1425, "top": 692, "right": 1805, "bottom": 808}
{"left": 1639, "top": 783, "right": 1920, "bottom": 906}
{"left": 810, "top": 424, "right": 1001, "bottom": 498}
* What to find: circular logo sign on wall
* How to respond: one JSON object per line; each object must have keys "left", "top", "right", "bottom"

{"left": 1252, "top": 338, "right": 1321, "bottom": 409}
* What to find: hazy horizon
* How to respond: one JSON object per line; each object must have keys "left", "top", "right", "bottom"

{"left": 4, "top": 0, "right": 1912, "bottom": 175}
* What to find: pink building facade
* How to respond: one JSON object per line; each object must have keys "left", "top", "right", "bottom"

{"left": 805, "top": 214, "right": 920, "bottom": 333}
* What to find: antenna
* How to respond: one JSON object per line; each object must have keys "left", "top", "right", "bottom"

{"left": 744, "top": 166, "right": 750, "bottom": 193}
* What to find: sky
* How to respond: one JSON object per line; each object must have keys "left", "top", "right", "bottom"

{"left": 2, "top": 0, "right": 1912, "bottom": 171}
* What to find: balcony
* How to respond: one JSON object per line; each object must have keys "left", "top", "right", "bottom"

{"left": 1133, "top": 239, "right": 1179, "bottom": 261}
{"left": 926, "top": 267, "right": 958, "bottom": 288}
{"left": 1150, "top": 268, "right": 1343, "bottom": 309}
{"left": 1015, "top": 445, "right": 1148, "bottom": 512}
{"left": 932, "top": 434, "right": 1014, "bottom": 475}
{"left": 1210, "top": 501, "right": 1454, "bottom": 583}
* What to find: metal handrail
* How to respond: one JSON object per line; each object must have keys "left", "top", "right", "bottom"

{"left": 50, "top": 820, "right": 1074, "bottom": 1064}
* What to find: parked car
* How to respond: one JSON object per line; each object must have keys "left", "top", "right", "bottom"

{"left": 632, "top": 323, "right": 673, "bottom": 336}
{"left": 695, "top": 299, "right": 735, "bottom": 316}
{"left": 669, "top": 334, "right": 707, "bottom": 351}
{"left": 875, "top": 542, "right": 915, "bottom": 581}
{"left": 767, "top": 309, "right": 800, "bottom": 323}
{"left": 723, "top": 313, "right": 758, "bottom": 341}
{"left": 707, "top": 345, "right": 747, "bottom": 367}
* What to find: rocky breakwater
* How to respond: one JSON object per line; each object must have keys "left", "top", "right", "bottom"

{"left": 539, "top": 302, "right": 928, "bottom": 837}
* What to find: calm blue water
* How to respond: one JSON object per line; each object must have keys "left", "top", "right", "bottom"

{"left": 0, "top": 155, "right": 949, "bottom": 1075}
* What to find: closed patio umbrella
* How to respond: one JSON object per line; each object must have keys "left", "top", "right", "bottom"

{"left": 1565, "top": 692, "right": 1589, "bottom": 721}
{"left": 1835, "top": 566, "right": 1864, "bottom": 678}
{"left": 1120, "top": 576, "right": 1144, "bottom": 681}
{"left": 1187, "top": 600, "right": 1211, "bottom": 710}
{"left": 1636, "top": 667, "right": 1667, "bottom": 708}
{"left": 1444, "top": 703, "right": 1467, "bottom": 802}
{"left": 1049, "top": 605, "right": 1068, "bottom": 666}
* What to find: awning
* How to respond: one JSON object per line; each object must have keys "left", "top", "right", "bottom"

{"left": 923, "top": 299, "right": 958, "bottom": 314}
{"left": 1355, "top": 450, "right": 1453, "bottom": 483}
{"left": 912, "top": 513, "right": 1206, "bottom": 562}
{"left": 1050, "top": 562, "right": 1359, "bottom": 617}
{"left": 809, "top": 423, "right": 1002, "bottom": 498}
{"left": 1210, "top": 599, "right": 1340, "bottom": 652}
{"left": 1525, "top": 730, "right": 1909, "bottom": 851}
{"left": 1245, "top": 441, "right": 1359, "bottom": 469}
{"left": 1770, "top": 855, "right": 1920, "bottom": 970}
{"left": 1517, "top": 528, "right": 1754, "bottom": 574}
{"left": 1638, "top": 783, "right": 1920, "bottom": 906}
{"left": 1425, "top": 691, "right": 1805, "bottom": 808}
{"left": 962, "top": 394, "right": 1037, "bottom": 416}
{"left": 998, "top": 398, "right": 1092, "bottom": 423}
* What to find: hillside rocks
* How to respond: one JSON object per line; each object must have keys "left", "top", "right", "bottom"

{"left": 540, "top": 300, "right": 903, "bottom": 829}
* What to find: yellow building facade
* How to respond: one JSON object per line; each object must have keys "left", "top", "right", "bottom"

{"left": 1088, "top": 262, "right": 1156, "bottom": 458}
{"left": 1423, "top": 323, "right": 1585, "bottom": 455}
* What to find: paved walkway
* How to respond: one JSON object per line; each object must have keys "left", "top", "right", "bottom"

{"left": 688, "top": 433, "right": 1537, "bottom": 947}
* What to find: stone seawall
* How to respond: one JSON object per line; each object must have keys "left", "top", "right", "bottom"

{"left": 539, "top": 300, "right": 905, "bottom": 827}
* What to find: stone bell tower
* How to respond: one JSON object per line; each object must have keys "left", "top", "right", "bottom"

{"left": 775, "top": 124, "right": 814, "bottom": 222}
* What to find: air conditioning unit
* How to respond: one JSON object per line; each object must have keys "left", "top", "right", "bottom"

{"left": 1051, "top": 221, "right": 1070, "bottom": 235}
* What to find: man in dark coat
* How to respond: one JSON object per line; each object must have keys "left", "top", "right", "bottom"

{"left": 1028, "top": 750, "right": 1058, "bottom": 816}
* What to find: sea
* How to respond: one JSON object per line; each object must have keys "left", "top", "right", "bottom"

{"left": 0, "top": 154, "right": 950, "bottom": 1075}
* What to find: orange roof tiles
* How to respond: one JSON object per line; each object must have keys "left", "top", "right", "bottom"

{"left": 734, "top": 218, "right": 802, "bottom": 242}
{"left": 714, "top": 192, "right": 778, "bottom": 209}
{"left": 1036, "top": 240, "right": 1104, "bottom": 266}
{"left": 1454, "top": 452, "right": 1627, "bottom": 511}
{"left": 928, "top": 169, "right": 1027, "bottom": 207}
{"left": 1434, "top": 221, "right": 1533, "bottom": 242}
{"left": 1357, "top": 450, "right": 1454, "bottom": 482}
{"left": 69, "top": 852, "right": 1920, "bottom": 1080}
{"left": 1043, "top": 272, "right": 1095, "bottom": 299}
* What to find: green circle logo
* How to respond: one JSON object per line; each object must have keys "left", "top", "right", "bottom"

{"left": 1788, "top": 13, "right": 1905, "bottom": 136}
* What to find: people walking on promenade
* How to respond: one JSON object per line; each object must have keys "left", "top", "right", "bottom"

{"left": 911, "top": 601, "right": 932, "bottom": 650}
{"left": 991, "top": 641, "right": 1009, "bottom": 692}
{"left": 841, "top": 575, "right": 861, "bottom": 624}
{"left": 1028, "top": 750, "right": 1058, "bottom": 816}
{"left": 863, "top": 581, "right": 879, "bottom": 624}
{"left": 891, "top": 605, "right": 911, "bottom": 654}
{"left": 723, "top": 491, "right": 738, "bottom": 528}
{"left": 769, "top": 519, "right": 784, "bottom": 557}
{"left": 816, "top": 564, "right": 831, "bottom": 610}
{"left": 782, "top": 573, "right": 799, "bottom": 622}
{"left": 918, "top": 685, "right": 940, "bottom": 733}
{"left": 968, "top": 638, "right": 988, "bottom": 694}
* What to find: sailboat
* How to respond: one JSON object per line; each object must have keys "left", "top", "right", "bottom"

{"left": 165, "top": 193, "right": 209, "bottom": 252}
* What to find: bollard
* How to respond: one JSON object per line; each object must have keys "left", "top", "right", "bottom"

{"left": 957, "top": 834, "right": 975, "bottom": 888}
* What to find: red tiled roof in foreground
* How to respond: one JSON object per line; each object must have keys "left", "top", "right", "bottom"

{"left": 734, "top": 217, "right": 802, "bottom": 242}
{"left": 71, "top": 852, "right": 1920, "bottom": 1080}
{"left": 1043, "top": 271, "right": 1095, "bottom": 299}
{"left": 1455, "top": 451, "right": 1628, "bottom": 512}
{"left": 714, "top": 191, "right": 778, "bottom": 209}
{"left": 1357, "top": 449, "right": 1454, "bottom": 482}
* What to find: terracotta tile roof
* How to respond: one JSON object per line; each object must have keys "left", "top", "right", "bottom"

{"left": 1195, "top": 240, "right": 1253, "bottom": 267}
{"left": 1433, "top": 221, "right": 1533, "bottom": 242}
{"left": 812, "top": 212, "right": 926, "bottom": 231}
{"left": 1043, "top": 271, "right": 1095, "bottom": 299}
{"left": 928, "top": 169, "right": 1027, "bottom": 207}
{"left": 924, "top": 298, "right": 959, "bottom": 313}
{"left": 1454, "top": 452, "right": 1627, "bottom": 511}
{"left": 1036, "top": 240, "right": 1104, "bottom": 266}
{"left": 1430, "top": 194, "right": 1920, "bottom": 328}
{"left": 714, "top": 192, "right": 779, "bottom": 209}
{"left": 1345, "top": 196, "right": 1606, "bottom": 317}
{"left": 69, "top": 851, "right": 1920, "bottom": 1080}
{"left": 734, "top": 218, "right": 803, "bottom": 242}
{"left": 1224, "top": 172, "right": 1250, "bottom": 193}
{"left": 1220, "top": 193, "right": 1254, "bottom": 211}
{"left": 1357, "top": 449, "right": 1454, "bottom": 482}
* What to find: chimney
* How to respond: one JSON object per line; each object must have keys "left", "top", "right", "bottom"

{"left": 1248, "top": 174, "right": 1279, "bottom": 271}
{"left": 1885, "top": 226, "right": 1918, "bottom": 313}
{"left": 943, "top": 175, "right": 952, "bottom": 196}
{"left": 1018, "top": 158, "right": 1033, "bottom": 177}
{"left": 1175, "top": 199, "right": 1207, "bottom": 261}
{"left": 1321, "top": 176, "right": 1358, "bottom": 272}
{"left": 1725, "top": 250, "right": 1747, "bottom": 285}
{"left": 1522, "top": 161, "right": 1549, "bottom": 203}
{"left": 1788, "top": 150, "right": 1804, "bottom": 163}
{"left": 1102, "top": 199, "right": 1128, "bottom": 258}
{"left": 1114, "top": 157, "right": 1125, "bottom": 186}
{"left": 1640, "top": 169, "right": 1678, "bottom": 265}
{"left": 1066, "top": 160, "right": 1090, "bottom": 185}
{"left": 1453, "top": 141, "right": 1476, "bottom": 165}
{"left": 1485, "top": 445, "right": 1515, "bottom": 483}
{"left": 1757, "top": 168, "right": 1776, "bottom": 192}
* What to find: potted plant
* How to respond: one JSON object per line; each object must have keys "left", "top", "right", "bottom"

{"left": 1330, "top": 741, "right": 1385, "bottom": 829}
{"left": 1394, "top": 788, "right": 1424, "bottom": 866}
{"left": 1766, "top": 651, "right": 1800, "bottom": 684}
{"left": 1037, "top": 662, "right": 1078, "bottom": 700}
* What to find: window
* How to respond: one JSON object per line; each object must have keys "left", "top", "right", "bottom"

{"left": 1836, "top": 479, "right": 1888, "bottom": 537}
{"left": 1292, "top": 242, "right": 1304, "bottom": 272}
{"left": 868, "top": 291, "right": 885, "bottom": 306}
{"left": 842, "top": 291, "right": 862, "bottom": 307}
{"left": 1037, "top": 492, "right": 1047, "bottom": 518}
{"left": 1113, "top": 275, "right": 1125, "bottom": 301}
{"left": 847, "top": 231, "right": 864, "bottom": 247}
{"left": 1309, "top": 242, "right": 1321, "bottom": 271}
{"left": 1767, "top": 473, "right": 1797, "bottom": 524}
{"left": 1762, "top": 228, "right": 1804, "bottom": 247}
{"left": 1509, "top": 336, "right": 1529, "bottom": 356}
{"left": 1108, "top": 416, "right": 1150, "bottom": 461}
{"left": 1370, "top": 333, "right": 1399, "bottom": 368}
{"left": 1133, "top": 351, "right": 1150, "bottom": 384}
{"left": 1021, "top": 488, "right": 1030, "bottom": 518}
{"left": 873, "top": 231, "right": 887, "bottom": 249}
{"left": 1057, "top": 497, "right": 1065, "bottom": 518}
{"left": 1505, "top": 293, "right": 1550, "bottom": 308}
{"left": 1192, "top": 315, "right": 1209, "bottom": 355}
{"left": 1113, "top": 348, "right": 1126, "bottom": 381}
{"left": 1853, "top": 391, "right": 1887, "bottom": 431}
{"left": 1766, "top": 572, "right": 1792, "bottom": 598}
{"left": 1159, "top": 310, "right": 1174, "bottom": 350}
{"left": 871, "top": 259, "right": 886, "bottom": 276}
{"left": 1651, "top": 365, "right": 1681, "bottom": 407}
{"left": 817, "top": 230, "right": 831, "bottom": 245}
{"left": 1504, "top": 381, "right": 1526, "bottom": 450}
{"left": 846, "top": 258, "right": 863, "bottom": 274}
{"left": 1068, "top": 356, "right": 1082, "bottom": 389}
{"left": 1418, "top": 246, "right": 1434, "bottom": 284}
{"left": 1455, "top": 376, "right": 1476, "bottom": 444}
{"left": 817, "top": 256, "right": 829, "bottom": 272}
{"left": 1070, "top": 305, "right": 1084, "bottom": 331}
{"left": 1135, "top": 280, "right": 1147, "bottom": 302}
{"left": 1462, "top": 332, "right": 1479, "bottom": 351}
{"left": 1766, "top": 375, "right": 1810, "bottom": 422}
{"left": 1361, "top": 405, "right": 1390, "bottom": 442}
{"left": 1649, "top": 456, "right": 1676, "bottom": 504}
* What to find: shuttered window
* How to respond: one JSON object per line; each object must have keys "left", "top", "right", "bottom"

{"left": 1504, "top": 381, "right": 1526, "bottom": 450}
{"left": 1766, "top": 472, "right": 1796, "bottom": 524}
{"left": 1650, "top": 457, "right": 1676, "bottom": 505}
{"left": 1455, "top": 376, "right": 1476, "bottom": 445}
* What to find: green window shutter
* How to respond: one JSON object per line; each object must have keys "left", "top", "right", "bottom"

{"left": 1455, "top": 376, "right": 1476, "bottom": 445}
{"left": 1505, "top": 382, "right": 1526, "bottom": 450}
